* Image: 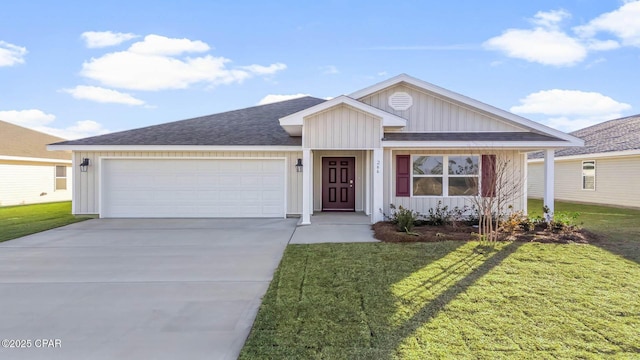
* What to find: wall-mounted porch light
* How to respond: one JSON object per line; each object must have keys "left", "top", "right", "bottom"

{"left": 79, "top": 158, "right": 90, "bottom": 173}
{"left": 295, "top": 158, "right": 303, "bottom": 173}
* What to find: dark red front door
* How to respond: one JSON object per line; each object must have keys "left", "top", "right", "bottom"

{"left": 322, "top": 157, "right": 355, "bottom": 211}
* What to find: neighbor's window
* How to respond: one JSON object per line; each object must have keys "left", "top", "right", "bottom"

{"left": 412, "top": 155, "right": 479, "bottom": 196}
{"left": 55, "top": 166, "right": 67, "bottom": 190}
{"left": 582, "top": 161, "right": 595, "bottom": 190}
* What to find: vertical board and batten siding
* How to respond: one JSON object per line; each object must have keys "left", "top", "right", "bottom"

{"left": 359, "top": 84, "right": 527, "bottom": 133}
{"left": 0, "top": 162, "right": 72, "bottom": 206}
{"left": 303, "top": 105, "right": 381, "bottom": 149}
{"left": 72, "top": 151, "right": 303, "bottom": 215}
{"left": 386, "top": 150, "right": 526, "bottom": 215}
{"left": 312, "top": 150, "right": 366, "bottom": 212}
{"left": 528, "top": 156, "right": 640, "bottom": 208}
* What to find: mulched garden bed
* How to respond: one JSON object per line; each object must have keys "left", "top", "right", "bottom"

{"left": 372, "top": 221, "right": 601, "bottom": 244}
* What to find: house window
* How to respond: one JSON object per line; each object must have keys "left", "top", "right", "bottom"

{"left": 582, "top": 161, "right": 595, "bottom": 190}
{"left": 412, "top": 155, "right": 479, "bottom": 196}
{"left": 55, "top": 166, "right": 67, "bottom": 190}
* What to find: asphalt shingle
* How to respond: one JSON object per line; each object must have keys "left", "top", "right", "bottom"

{"left": 52, "top": 97, "right": 326, "bottom": 146}
{"left": 529, "top": 114, "right": 640, "bottom": 158}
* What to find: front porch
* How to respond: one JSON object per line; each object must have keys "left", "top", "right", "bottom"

{"left": 300, "top": 149, "right": 384, "bottom": 225}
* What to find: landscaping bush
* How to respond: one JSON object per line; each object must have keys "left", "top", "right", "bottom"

{"left": 387, "top": 204, "right": 419, "bottom": 232}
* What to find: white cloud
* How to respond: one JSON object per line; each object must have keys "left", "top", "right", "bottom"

{"left": 239, "top": 63, "right": 287, "bottom": 75}
{"left": 80, "top": 34, "right": 286, "bottom": 91}
{"left": 81, "top": 31, "right": 138, "bottom": 48}
{"left": 586, "top": 39, "right": 620, "bottom": 51}
{"left": 320, "top": 65, "right": 339, "bottom": 74}
{"left": 485, "top": 4, "right": 640, "bottom": 66}
{"left": 62, "top": 85, "right": 145, "bottom": 106}
{"left": 530, "top": 9, "right": 571, "bottom": 30}
{"left": 511, "top": 89, "right": 631, "bottom": 131}
{"left": 0, "top": 41, "right": 27, "bottom": 67}
{"left": 128, "top": 34, "right": 209, "bottom": 55}
{"left": 0, "top": 109, "right": 110, "bottom": 139}
{"left": 484, "top": 28, "right": 587, "bottom": 66}
{"left": 574, "top": 1, "right": 640, "bottom": 47}
{"left": 258, "top": 93, "right": 310, "bottom": 105}
{"left": 0, "top": 109, "right": 55, "bottom": 127}
{"left": 40, "top": 120, "right": 110, "bottom": 140}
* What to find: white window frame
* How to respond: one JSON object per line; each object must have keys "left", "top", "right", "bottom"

{"left": 411, "top": 155, "right": 480, "bottom": 197}
{"left": 581, "top": 160, "right": 596, "bottom": 191}
{"left": 55, "top": 165, "right": 67, "bottom": 191}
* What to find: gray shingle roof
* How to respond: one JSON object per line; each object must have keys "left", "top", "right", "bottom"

{"left": 52, "top": 97, "right": 326, "bottom": 146}
{"left": 529, "top": 114, "right": 640, "bottom": 159}
{"left": 383, "top": 132, "right": 561, "bottom": 142}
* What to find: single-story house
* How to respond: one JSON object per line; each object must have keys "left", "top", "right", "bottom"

{"left": 48, "top": 74, "right": 582, "bottom": 223}
{"left": 528, "top": 114, "right": 640, "bottom": 209}
{"left": 0, "top": 120, "right": 72, "bottom": 206}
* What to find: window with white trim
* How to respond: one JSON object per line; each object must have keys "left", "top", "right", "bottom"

{"left": 412, "top": 155, "right": 479, "bottom": 196}
{"left": 582, "top": 161, "right": 595, "bottom": 190}
{"left": 55, "top": 166, "right": 67, "bottom": 190}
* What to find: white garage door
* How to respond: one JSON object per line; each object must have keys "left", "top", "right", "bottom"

{"left": 101, "top": 159, "right": 285, "bottom": 218}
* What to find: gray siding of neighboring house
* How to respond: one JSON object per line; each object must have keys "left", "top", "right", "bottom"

{"left": 528, "top": 156, "right": 640, "bottom": 208}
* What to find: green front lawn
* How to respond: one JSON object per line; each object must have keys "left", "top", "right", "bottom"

{"left": 0, "top": 202, "right": 91, "bottom": 242}
{"left": 240, "top": 201, "right": 640, "bottom": 359}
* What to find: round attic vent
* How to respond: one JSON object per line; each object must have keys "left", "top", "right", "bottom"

{"left": 388, "top": 91, "right": 413, "bottom": 111}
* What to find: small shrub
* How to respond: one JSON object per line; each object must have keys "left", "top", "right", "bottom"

{"left": 549, "top": 212, "right": 581, "bottom": 233}
{"left": 426, "top": 201, "right": 451, "bottom": 226}
{"left": 387, "top": 204, "right": 420, "bottom": 232}
{"left": 500, "top": 211, "right": 533, "bottom": 233}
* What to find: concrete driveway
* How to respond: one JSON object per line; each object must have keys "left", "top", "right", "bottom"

{"left": 0, "top": 218, "right": 297, "bottom": 360}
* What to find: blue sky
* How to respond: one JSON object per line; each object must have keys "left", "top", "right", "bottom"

{"left": 1, "top": 0, "right": 638, "bottom": 139}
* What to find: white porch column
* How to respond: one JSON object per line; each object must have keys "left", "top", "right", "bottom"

{"left": 543, "top": 149, "right": 555, "bottom": 221}
{"left": 301, "top": 149, "right": 312, "bottom": 225}
{"left": 372, "top": 148, "right": 384, "bottom": 223}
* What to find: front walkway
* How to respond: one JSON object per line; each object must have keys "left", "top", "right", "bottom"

{"left": 290, "top": 212, "right": 379, "bottom": 244}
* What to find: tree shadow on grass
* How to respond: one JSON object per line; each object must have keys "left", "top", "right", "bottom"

{"left": 592, "top": 238, "right": 640, "bottom": 265}
{"left": 379, "top": 241, "right": 523, "bottom": 358}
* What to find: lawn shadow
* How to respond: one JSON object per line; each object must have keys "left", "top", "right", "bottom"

{"left": 592, "top": 237, "right": 640, "bottom": 265}
{"left": 380, "top": 241, "right": 523, "bottom": 358}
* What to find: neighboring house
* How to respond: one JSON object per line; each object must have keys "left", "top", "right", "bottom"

{"left": 528, "top": 114, "right": 640, "bottom": 209}
{"left": 48, "top": 74, "right": 582, "bottom": 223}
{"left": 0, "top": 120, "right": 72, "bottom": 206}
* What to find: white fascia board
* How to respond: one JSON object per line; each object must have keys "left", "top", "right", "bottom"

{"left": 46, "top": 145, "right": 303, "bottom": 152}
{"left": 279, "top": 95, "right": 407, "bottom": 127}
{"left": 528, "top": 149, "right": 640, "bottom": 163}
{"left": 0, "top": 155, "right": 72, "bottom": 164}
{"left": 349, "top": 74, "right": 584, "bottom": 146}
{"left": 382, "top": 141, "right": 580, "bottom": 149}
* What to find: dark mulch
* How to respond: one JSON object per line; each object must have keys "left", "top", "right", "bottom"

{"left": 372, "top": 221, "right": 601, "bottom": 244}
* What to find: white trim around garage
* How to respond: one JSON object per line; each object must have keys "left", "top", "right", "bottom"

{"left": 98, "top": 156, "right": 289, "bottom": 219}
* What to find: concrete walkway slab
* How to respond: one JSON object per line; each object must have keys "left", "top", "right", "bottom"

{"left": 290, "top": 212, "right": 379, "bottom": 244}
{"left": 0, "top": 218, "right": 297, "bottom": 360}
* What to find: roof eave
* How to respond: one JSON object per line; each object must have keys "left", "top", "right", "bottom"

{"left": 382, "top": 140, "right": 581, "bottom": 149}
